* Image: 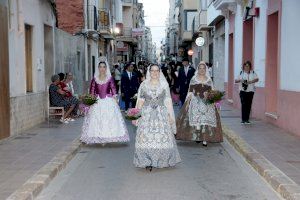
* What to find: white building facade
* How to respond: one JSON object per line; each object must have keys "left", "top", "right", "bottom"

{"left": 214, "top": 0, "right": 300, "bottom": 136}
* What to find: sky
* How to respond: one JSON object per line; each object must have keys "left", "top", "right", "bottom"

{"left": 138, "top": 0, "right": 169, "bottom": 48}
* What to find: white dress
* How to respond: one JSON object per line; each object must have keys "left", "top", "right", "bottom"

{"left": 80, "top": 77, "right": 130, "bottom": 144}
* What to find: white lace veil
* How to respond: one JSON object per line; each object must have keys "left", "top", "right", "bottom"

{"left": 190, "top": 61, "right": 212, "bottom": 85}
{"left": 94, "top": 56, "right": 111, "bottom": 82}
{"left": 136, "top": 64, "right": 177, "bottom": 134}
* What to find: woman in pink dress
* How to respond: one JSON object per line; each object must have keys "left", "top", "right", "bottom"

{"left": 80, "top": 57, "right": 130, "bottom": 144}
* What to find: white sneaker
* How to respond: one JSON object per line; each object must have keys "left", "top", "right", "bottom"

{"left": 202, "top": 141, "right": 207, "bottom": 147}
{"left": 67, "top": 118, "right": 75, "bottom": 122}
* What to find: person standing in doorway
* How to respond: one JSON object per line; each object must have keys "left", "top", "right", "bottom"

{"left": 177, "top": 58, "right": 195, "bottom": 105}
{"left": 121, "top": 62, "right": 140, "bottom": 110}
{"left": 235, "top": 61, "right": 259, "bottom": 125}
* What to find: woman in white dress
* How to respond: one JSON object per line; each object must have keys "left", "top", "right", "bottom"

{"left": 133, "top": 64, "right": 181, "bottom": 171}
{"left": 80, "top": 57, "right": 130, "bottom": 144}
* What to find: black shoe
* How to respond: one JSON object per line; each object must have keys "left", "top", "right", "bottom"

{"left": 196, "top": 141, "right": 201, "bottom": 144}
{"left": 146, "top": 166, "right": 153, "bottom": 172}
{"left": 202, "top": 141, "right": 207, "bottom": 147}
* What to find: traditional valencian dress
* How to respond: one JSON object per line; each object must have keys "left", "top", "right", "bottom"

{"left": 80, "top": 64, "right": 129, "bottom": 144}
{"left": 133, "top": 74, "right": 181, "bottom": 169}
{"left": 176, "top": 76, "right": 223, "bottom": 143}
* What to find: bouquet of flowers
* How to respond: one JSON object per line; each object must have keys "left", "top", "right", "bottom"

{"left": 205, "top": 90, "right": 225, "bottom": 105}
{"left": 125, "top": 108, "right": 141, "bottom": 121}
{"left": 81, "top": 94, "right": 98, "bottom": 106}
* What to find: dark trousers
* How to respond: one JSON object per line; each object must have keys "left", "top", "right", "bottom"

{"left": 239, "top": 91, "right": 254, "bottom": 122}
{"left": 115, "top": 80, "right": 120, "bottom": 94}
{"left": 180, "top": 92, "right": 188, "bottom": 106}
{"left": 124, "top": 98, "right": 136, "bottom": 110}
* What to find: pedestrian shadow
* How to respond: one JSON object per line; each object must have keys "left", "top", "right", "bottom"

{"left": 176, "top": 141, "right": 222, "bottom": 148}
{"left": 82, "top": 143, "right": 129, "bottom": 149}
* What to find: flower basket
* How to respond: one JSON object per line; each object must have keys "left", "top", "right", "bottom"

{"left": 125, "top": 108, "right": 141, "bottom": 121}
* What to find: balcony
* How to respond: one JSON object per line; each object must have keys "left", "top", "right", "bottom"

{"left": 86, "top": 5, "right": 98, "bottom": 31}
{"left": 213, "top": 0, "right": 237, "bottom": 11}
{"left": 197, "top": 10, "right": 213, "bottom": 31}
{"left": 181, "top": 31, "right": 193, "bottom": 43}
{"left": 122, "top": 0, "right": 138, "bottom": 7}
{"left": 116, "top": 27, "right": 138, "bottom": 44}
{"left": 98, "top": 8, "right": 112, "bottom": 37}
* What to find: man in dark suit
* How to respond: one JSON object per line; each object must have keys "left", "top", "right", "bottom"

{"left": 177, "top": 58, "right": 195, "bottom": 105}
{"left": 121, "top": 62, "right": 140, "bottom": 110}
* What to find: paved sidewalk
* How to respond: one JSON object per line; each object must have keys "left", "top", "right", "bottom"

{"left": 221, "top": 103, "right": 300, "bottom": 185}
{"left": 0, "top": 119, "right": 82, "bottom": 199}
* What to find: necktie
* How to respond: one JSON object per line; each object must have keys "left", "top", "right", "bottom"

{"left": 185, "top": 67, "right": 188, "bottom": 76}
{"left": 129, "top": 72, "right": 132, "bottom": 80}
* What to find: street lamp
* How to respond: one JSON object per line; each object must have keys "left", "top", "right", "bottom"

{"left": 114, "top": 27, "right": 120, "bottom": 35}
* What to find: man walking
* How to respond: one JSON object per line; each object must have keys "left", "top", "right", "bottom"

{"left": 177, "top": 58, "right": 195, "bottom": 105}
{"left": 121, "top": 62, "right": 140, "bottom": 110}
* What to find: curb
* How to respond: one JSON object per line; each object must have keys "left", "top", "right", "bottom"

{"left": 222, "top": 125, "right": 300, "bottom": 200}
{"left": 6, "top": 137, "right": 82, "bottom": 200}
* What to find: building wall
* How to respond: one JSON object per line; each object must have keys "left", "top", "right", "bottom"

{"left": 56, "top": 0, "right": 84, "bottom": 34}
{"left": 7, "top": 0, "right": 54, "bottom": 136}
{"left": 280, "top": 0, "right": 300, "bottom": 91}
{"left": 54, "top": 28, "right": 89, "bottom": 94}
{"left": 10, "top": 92, "right": 46, "bottom": 136}
{"left": 8, "top": 0, "right": 55, "bottom": 97}
{"left": 213, "top": 20, "right": 225, "bottom": 91}
{"left": 7, "top": 0, "right": 91, "bottom": 137}
{"left": 221, "top": 1, "right": 300, "bottom": 136}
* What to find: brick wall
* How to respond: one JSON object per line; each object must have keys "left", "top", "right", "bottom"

{"left": 10, "top": 92, "right": 46, "bottom": 136}
{"left": 55, "top": 0, "right": 84, "bottom": 34}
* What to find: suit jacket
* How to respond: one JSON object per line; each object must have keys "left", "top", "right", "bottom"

{"left": 121, "top": 71, "right": 140, "bottom": 99}
{"left": 177, "top": 65, "right": 195, "bottom": 95}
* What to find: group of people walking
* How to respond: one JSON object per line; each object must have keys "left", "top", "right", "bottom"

{"left": 49, "top": 55, "right": 259, "bottom": 171}
{"left": 78, "top": 57, "right": 229, "bottom": 171}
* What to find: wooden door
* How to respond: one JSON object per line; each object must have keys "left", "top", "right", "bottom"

{"left": 25, "top": 24, "right": 33, "bottom": 93}
{"left": 0, "top": 3, "right": 10, "bottom": 139}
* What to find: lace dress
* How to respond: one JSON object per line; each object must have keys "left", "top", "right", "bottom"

{"left": 176, "top": 77, "right": 223, "bottom": 142}
{"left": 133, "top": 82, "right": 181, "bottom": 168}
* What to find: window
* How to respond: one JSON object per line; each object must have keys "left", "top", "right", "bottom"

{"left": 185, "top": 10, "right": 197, "bottom": 31}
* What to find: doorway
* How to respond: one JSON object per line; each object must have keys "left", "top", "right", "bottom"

{"left": 228, "top": 33, "right": 234, "bottom": 100}
{"left": 265, "top": 12, "right": 279, "bottom": 114}
{"left": 0, "top": 3, "right": 10, "bottom": 139}
{"left": 25, "top": 24, "right": 33, "bottom": 93}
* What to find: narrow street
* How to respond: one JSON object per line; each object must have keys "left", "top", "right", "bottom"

{"left": 37, "top": 117, "right": 280, "bottom": 200}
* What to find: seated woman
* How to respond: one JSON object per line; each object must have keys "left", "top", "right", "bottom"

{"left": 57, "top": 73, "right": 79, "bottom": 119}
{"left": 49, "top": 75, "right": 76, "bottom": 124}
